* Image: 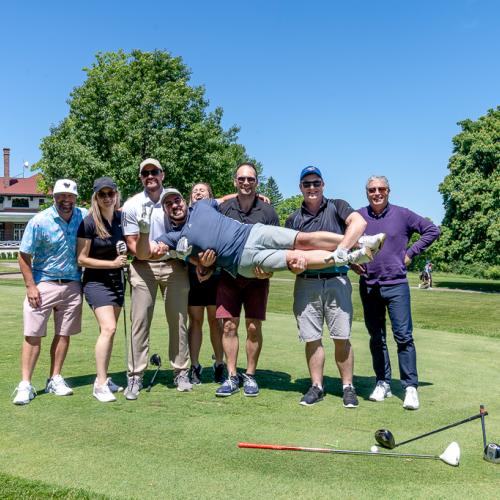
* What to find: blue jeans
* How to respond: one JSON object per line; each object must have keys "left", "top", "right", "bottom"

{"left": 359, "top": 282, "right": 417, "bottom": 389}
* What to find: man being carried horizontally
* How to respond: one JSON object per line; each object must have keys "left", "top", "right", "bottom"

{"left": 135, "top": 188, "right": 383, "bottom": 284}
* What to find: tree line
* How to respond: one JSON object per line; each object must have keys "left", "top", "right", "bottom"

{"left": 36, "top": 50, "right": 499, "bottom": 278}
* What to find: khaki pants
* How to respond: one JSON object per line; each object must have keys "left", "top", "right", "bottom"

{"left": 128, "top": 259, "right": 189, "bottom": 376}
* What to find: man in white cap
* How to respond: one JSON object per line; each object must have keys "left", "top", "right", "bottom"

{"left": 121, "top": 158, "right": 191, "bottom": 399}
{"left": 12, "top": 179, "right": 87, "bottom": 405}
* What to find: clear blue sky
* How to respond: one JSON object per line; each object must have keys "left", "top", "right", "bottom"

{"left": 1, "top": 0, "right": 499, "bottom": 224}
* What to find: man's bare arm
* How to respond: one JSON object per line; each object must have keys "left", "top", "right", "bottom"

{"left": 18, "top": 251, "right": 41, "bottom": 308}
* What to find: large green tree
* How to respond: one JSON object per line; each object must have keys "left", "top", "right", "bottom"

{"left": 37, "top": 50, "right": 250, "bottom": 200}
{"left": 259, "top": 176, "right": 283, "bottom": 206}
{"left": 437, "top": 107, "right": 499, "bottom": 268}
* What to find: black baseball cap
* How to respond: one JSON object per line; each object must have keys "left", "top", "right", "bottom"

{"left": 93, "top": 177, "right": 117, "bottom": 193}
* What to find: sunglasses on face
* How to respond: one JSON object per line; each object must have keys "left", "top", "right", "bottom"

{"left": 367, "top": 187, "right": 388, "bottom": 194}
{"left": 237, "top": 176, "right": 257, "bottom": 184}
{"left": 141, "top": 168, "right": 162, "bottom": 178}
{"left": 164, "top": 197, "right": 183, "bottom": 208}
{"left": 301, "top": 180, "right": 322, "bottom": 188}
{"left": 97, "top": 190, "right": 116, "bottom": 199}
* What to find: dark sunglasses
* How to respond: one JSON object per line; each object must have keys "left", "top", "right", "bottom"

{"left": 301, "top": 180, "right": 322, "bottom": 188}
{"left": 141, "top": 168, "right": 162, "bottom": 178}
{"left": 367, "top": 187, "right": 388, "bottom": 194}
{"left": 237, "top": 176, "right": 257, "bottom": 184}
{"left": 97, "top": 190, "right": 117, "bottom": 199}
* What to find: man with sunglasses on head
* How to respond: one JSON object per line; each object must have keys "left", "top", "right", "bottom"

{"left": 121, "top": 158, "right": 191, "bottom": 399}
{"left": 215, "top": 162, "right": 280, "bottom": 397}
{"left": 285, "top": 166, "right": 375, "bottom": 408}
{"left": 353, "top": 175, "right": 440, "bottom": 410}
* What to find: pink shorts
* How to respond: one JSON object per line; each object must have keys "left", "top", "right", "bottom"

{"left": 23, "top": 281, "right": 83, "bottom": 337}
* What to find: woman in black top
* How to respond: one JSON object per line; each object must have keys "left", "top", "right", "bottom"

{"left": 77, "top": 177, "right": 128, "bottom": 402}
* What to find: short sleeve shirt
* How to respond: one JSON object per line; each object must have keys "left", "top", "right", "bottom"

{"left": 285, "top": 197, "right": 354, "bottom": 274}
{"left": 77, "top": 211, "right": 124, "bottom": 283}
{"left": 20, "top": 205, "right": 87, "bottom": 283}
{"left": 121, "top": 189, "right": 173, "bottom": 261}
{"left": 157, "top": 199, "right": 253, "bottom": 276}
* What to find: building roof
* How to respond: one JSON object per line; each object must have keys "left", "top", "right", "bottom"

{"left": 0, "top": 174, "right": 46, "bottom": 196}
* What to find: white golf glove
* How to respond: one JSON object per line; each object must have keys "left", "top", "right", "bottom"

{"left": 331, "top": 247, "right": 349, "bottom": 266}
{"left": 138, "top": 204, "right": 153, "bottom": 234}
{"left": 115, "top": 240, "right": 127, "bottom": 256}
{"left": 176, "top": 236, "right": 192, "bottom": 261}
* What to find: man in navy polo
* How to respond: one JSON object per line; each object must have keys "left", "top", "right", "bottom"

{"left": 285, "top": 166, "right": 368, "bottom": 408}
{"left": 355, "top": 175, "right": 440, "bottom": 410}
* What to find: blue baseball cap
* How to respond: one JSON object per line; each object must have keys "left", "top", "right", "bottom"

{"left": 300, "top": 166, "right": 323, "bottom": 181}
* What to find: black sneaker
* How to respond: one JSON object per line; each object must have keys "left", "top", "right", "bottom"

{"left": 190, "top": 364, "right": 203, "bottom": 385}
{"left": 299, "top": 385, "right": 324, "bottom": 406}
{"left": 213, "top": 363, "right": 225, "bottom": 384}
{"left": 343, "top": 385, "right": 359, "bottom": 408}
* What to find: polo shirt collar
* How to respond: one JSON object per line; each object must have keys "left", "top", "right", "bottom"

{"left": 368, "top": 202, "right": 391, "bottom": 219}
{"left": 301, "top": 196, "right": 327, "bottom": 216}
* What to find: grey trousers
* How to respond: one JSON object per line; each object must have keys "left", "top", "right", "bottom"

{"left": 128, "top": 259, "right": 189, "bottom": 376}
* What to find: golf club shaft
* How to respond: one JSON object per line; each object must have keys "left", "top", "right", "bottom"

{"left": 146, "top": 366, "right": 161, "bottom": 391}
{"left": 238, "top": 442, "right": 440, "bottom": 460}
{"left": 396, "top": 411, "right": 487, "bottom": 447}
{"left": 480, "top": 404, "right": 488, "bottom": 449}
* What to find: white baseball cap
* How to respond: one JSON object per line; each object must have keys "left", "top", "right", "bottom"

{"left": 160, "top": 188, "right": 183, "bottom": 205}
{"left": 53, "top": 179, "right": 78, "bottom": 196}
{"left": 139, "top": 158, "right": 163, "bottom": 173}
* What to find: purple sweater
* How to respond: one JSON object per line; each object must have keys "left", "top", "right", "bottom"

{"left": 357, "top": 203, "right": 440, "bottom": 286}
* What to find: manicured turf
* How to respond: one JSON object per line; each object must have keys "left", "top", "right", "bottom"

{"left": 1, "top": 277, "right": 499, "bottom": 499}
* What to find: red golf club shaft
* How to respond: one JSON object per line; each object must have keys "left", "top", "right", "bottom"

{"left": 239, "top": 443, "right": 332, "bottom": 453}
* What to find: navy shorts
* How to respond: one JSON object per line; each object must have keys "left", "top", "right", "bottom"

{"left": 83, "top": 278, "right": 124, "bottom": 309}
{"left": 188, "top": 272, "right": 219, "bottom": 307}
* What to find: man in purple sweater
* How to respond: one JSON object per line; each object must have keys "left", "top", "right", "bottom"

{"left": 355, "top": 175, "right": 440, "bottom": 410}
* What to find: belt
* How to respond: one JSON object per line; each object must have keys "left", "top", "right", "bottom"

{"left": 298, "top": 272, "right": 347, "bottom": 280}
{"left": 48, "top": 279, "right": 74, "bottom": 284}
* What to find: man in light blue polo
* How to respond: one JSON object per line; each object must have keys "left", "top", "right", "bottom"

{"left": 12, "top": 179, "right": 87, "bottom": 405}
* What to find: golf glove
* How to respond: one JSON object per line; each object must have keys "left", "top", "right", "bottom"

{"left": 331, "top": 247, "right": 349, "bottom": 266}
{"left": 138, "top": 204, "right": 153, "bottom": 234}
{"left": 176, "top": 237, "right": 192, "bottom": 261}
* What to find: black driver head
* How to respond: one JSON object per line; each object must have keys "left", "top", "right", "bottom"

{"left": 484, "top": 443, "right": 500, "bottom": 464}
{"left": 374, "top": 429, "right": 396, "bottom": 449}
{"left": 150, "top": 353, "right": 162, "bottom": 367}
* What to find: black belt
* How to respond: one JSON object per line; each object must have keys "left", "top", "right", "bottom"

{"left": 298, "top": 272, "right": 347, "bottom": 280}
{"left": 48, "top": 279, "right": 74, "bottom": 284}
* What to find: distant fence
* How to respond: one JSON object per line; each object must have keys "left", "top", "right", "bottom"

{"left": 0, "top": 241, "right": 20, "bottom": 259}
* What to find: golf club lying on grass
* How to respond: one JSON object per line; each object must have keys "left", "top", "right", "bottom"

{"left": 145, "top": 353, "right": 162, "bottom": 392}
{"left": 479, "top": 404, "right": 500, "bottom": 464}
{"left": 375, "top": 406, "right": 489, "bottom": 449}
{"left": 238, "top": 441, "right": 460, "bottom": 467}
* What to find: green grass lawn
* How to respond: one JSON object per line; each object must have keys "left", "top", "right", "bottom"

{"left": 1, "top": 277, "right": 499, "bottom": 499}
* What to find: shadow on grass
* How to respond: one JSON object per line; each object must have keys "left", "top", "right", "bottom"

{"left": 434, "top": 281, "right": 500, "bottom": 293}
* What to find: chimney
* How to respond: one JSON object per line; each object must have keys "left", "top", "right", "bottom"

{"left": 3, "top": 148, "right": 10, "bottom": 188}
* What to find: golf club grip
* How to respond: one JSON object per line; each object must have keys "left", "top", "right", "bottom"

{"left": 397, "top": 412, "right": 487, "bottom": 447}
{"left": 238, "top": 443, "right": 331, "bottom": 453}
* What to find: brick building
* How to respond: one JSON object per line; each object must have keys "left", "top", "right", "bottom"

{"left": 0, "top": 148, "right": 46, "bottom": 244}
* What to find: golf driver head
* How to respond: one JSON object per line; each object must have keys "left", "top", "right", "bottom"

{"left": 150, "top": 353, "right": 162, "bottom": 367}
{"left": 484, "top": 443, "right": 500, "bottom": 464}
{"left": 374, "top": 429, "right": 396, "bottom": 449}
{"left": 439, "top": 441, "right": 460, "bottom": 467}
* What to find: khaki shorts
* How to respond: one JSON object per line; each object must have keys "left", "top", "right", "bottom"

{"left": 238, "top": 223, "right": 298, "bottom": 278}
{"left": 23, "top": 281, "right": 83, "bottom": 337}
{"left": 293, "top": 275, "right": 352, "bottom": 341}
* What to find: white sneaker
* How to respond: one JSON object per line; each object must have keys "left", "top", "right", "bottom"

{"left": 347, "top": 247, "right": 373, "bottom": 265}
{"left": 107, "top": 378, "right": 124, "bottom": 393}
{"left": 12, "top": 381, "right": 36, "bottom": 405}
{"left": 369, "top": 381, "right": 392, "bottom": 402}
{"left": 358, "top": 233, "right": 386, "bottom": 253}
{"left": 403, "top": 386, "right": 420, "bottom": 410}
{"left": 93, "top": 380, "right": 116, "bottom": 402}
{"left": 46, "top": 374, "right": 73, "bottom": 396}
{"left": 174, "top": 370, "right": 193, "bottom": 392}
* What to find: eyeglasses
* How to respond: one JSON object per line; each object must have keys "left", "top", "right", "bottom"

{"left": 163, "top": 196, "right": 183, "bottom": 208}
{"left": 97, "top": 190, "right": 116, "bottom": 199}
{"left": 367, "top": 187, "right": 388, "bottom": 194}
{"left": 141, "top": 168, "right": 162, "bottom": 178}
{"left": 301, "top": 180, "right": 322, "bottom": 188}
{"left": 237, "top": 176, "right": 257, "bottom": 184}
